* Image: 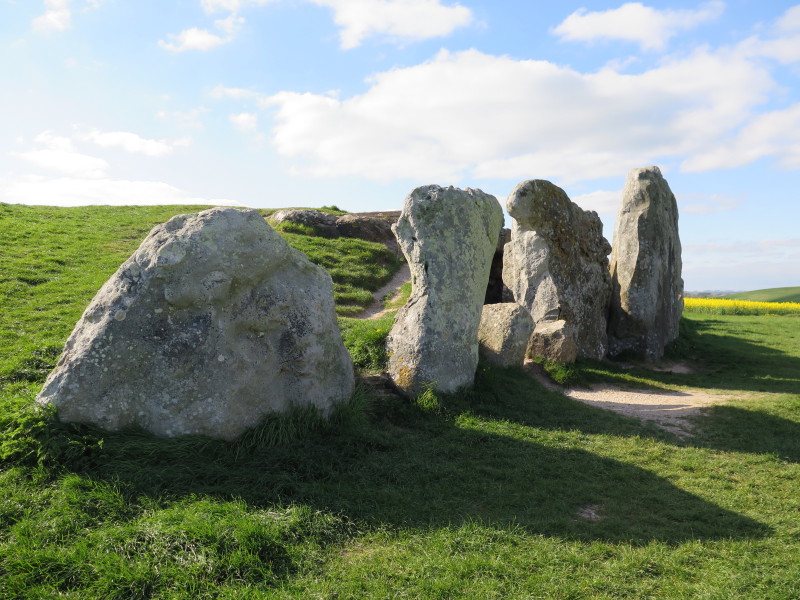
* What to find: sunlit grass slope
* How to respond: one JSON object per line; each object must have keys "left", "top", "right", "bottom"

{"left": 2, "top": 203, "right": 800, "bottom": 599}
{"left": 723, "top": 286, "right": 800, "bottom": 303}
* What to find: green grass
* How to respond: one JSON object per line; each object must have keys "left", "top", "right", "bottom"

{"left": 3, "top": 203, "right": 800, "bottom": 598}
{"left": 723, "top": 286, "right": 800, "bottom": 302}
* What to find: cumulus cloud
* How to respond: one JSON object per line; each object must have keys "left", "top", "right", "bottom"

{"left": 211, "top": 85, "right": 261, "bottom": 100}
{"left": 264, "top": 46, "right": 774, "bottom": 183}
{"left": 0, "top": 176, "right": 241, "bottom": 207}
{"left": 32, "top": 0, "right": 73, "bottom": 33}
{"left": 4, "top": 130, "right": 237, "bottom": 207}
{"left": 678, "top": 194, "right": 742, "bottom": 214}
{"left": 682, "top": 104, "right": 800, "bottom": 172}
{"left": 309, "top": 0, "right": 473, "bottom": 49}
{"left": 77, "top": 129, "right": 189, "bottom": 157}
{"left": 159, "top": 27, "right": 231, "bottom": 52}
{"left": 229, "top": 112, "right": 259, "bottom": 132}
{"left": 552, "top": 1, "right": 725, "bottom": 51}
{"left": 12, "top": 131, "right": 108, "bottom": 178}
{"left": 572, "top": 190, "right": 621, "bottom": 216}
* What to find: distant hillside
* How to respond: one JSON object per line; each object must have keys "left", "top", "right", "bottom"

{"left": 722, "top": 286, "right": 800, "bottom": 302}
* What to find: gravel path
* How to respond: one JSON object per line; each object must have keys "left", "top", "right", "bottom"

{"left": 354, "top": 264, "right": 411, "bottom": 319}
{"left": 525, "top": 361, "right": 728, "bottom": 438}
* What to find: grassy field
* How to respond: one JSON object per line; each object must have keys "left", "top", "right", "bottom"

{"left": 722, "top": 286, "right": 800, "bottom": 303}
{"left": 2, "top": 203, "right": 800, "bottom": 598}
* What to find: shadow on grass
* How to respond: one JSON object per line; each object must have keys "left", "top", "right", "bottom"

{"left": 689, "top": 403, "right": 800, "bottom": 463}
{"left": 16, "top": 369, "right": 769, "bottom": 547}
{"left": 590, "top": 317, "right": 800, "bottom": 396}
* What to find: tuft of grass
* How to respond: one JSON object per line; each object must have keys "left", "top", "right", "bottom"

{"left": 338, "top": 314, "right": 394, "bottom": 372}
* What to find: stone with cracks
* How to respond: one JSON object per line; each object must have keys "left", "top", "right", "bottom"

{"left": 608, "top": 166, "right": 683, "bottom": 361}
{"left": 478, "top": 303, "right": 534, "bottom": 368}
{"left": 387, "top": 185, "right": 503, "bottom": 396}
{"left": 503, "top": 180, "right": 612, "bottom": 361}
{"left": 527, "top": 320, "right": 578, "bottom": 364}
{"left": 36, "top": 207, "right": 354, "bottom": 441}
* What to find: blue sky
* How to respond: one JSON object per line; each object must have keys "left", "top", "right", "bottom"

{"left": 1, "top": 0, "right": 799, "bottom": 291}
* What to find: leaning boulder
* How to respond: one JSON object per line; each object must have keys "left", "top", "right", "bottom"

{"left": 387, "top": 185, "right": 503, "bottom": 396}
{"left": 608, "top": 166, "right": 683, "bottom": 361}
{"left": 478, "top": 303, "right": 534, "bottom": 368}
{"left": 503, "top": 180, "right": 612, "bottom": 361}
{"left": 36, "top": 207, "right": 354, "bottom": 441}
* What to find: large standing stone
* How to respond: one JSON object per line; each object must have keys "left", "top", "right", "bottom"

{"left": 387, "top": 185, "right": 503, "bottom": 396}
{"left": 478, "top": 303, "right": 534, "bottom": 368}
{"left": 503, "top": 180, "right": 612, "bottom": 361}
{"left": 36, "top": 207, "right": 354, "bottom": 440}
{"left": 608, "top": 166, "right": 683, "bottom": 361}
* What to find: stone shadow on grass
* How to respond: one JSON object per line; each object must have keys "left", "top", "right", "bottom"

{"left": 59, "top": 379, "right": 770, "bottom": 547}
{"left": 689, "top": 404, "right": 800, "bottom": 463}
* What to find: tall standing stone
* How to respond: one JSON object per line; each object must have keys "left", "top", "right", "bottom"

{"left": 36, "top": 207, "right": 354, "bottom": 441}
{"left": 387, "top": 185, "right": 503, "bottom": 396}
{"left": 608, "top": 166, "right": 683, "bottom": 361}
{"left": 503, "top": 180, "right": 612, "bottom": 361}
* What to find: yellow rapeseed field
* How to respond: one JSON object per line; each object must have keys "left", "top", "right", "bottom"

{"left": 684, "top": 297, "right": 800, "bottom": 315}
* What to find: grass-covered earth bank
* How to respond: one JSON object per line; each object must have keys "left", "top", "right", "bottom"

{"left": 1, "top": 203, "right": 799, "bottom": 599}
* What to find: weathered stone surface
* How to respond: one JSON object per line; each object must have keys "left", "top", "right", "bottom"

{"left": 608, "top": 166, "right": 683, "bottom": 361}
{"left": 527, "top": 320, "right": 578, "bottom": 363}
{"left": 269, "top": 209, "right": 399, "bottom": 253}
{"left": 335, "top": 213, "right": 399, "bottom": 254}
{"left": 503, "top": 180, "right": 612, "bottom": 361}
{"left": 387, "top": 185, "right": 503, "bottom": 396}
{"left": 36, "top": 207, "right": 354, "bottom": 440}
{"left": 478, "top": 303, "right": 534, "bottom": 367}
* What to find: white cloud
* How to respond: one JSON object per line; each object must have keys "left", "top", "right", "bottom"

{"left": 229, "top": 112, "right": 259, "bottom": 132}
{"left": 264, "top": 46, "right": 774, "bottom": 183}
{"left": 32, "top": 0, "right": 72, "bottom": 33}
{"left": 211, "top": 85, "right": 261, "bottom": 100}
{"left": 201, "top": 0, "right": 275, "bottom": 13}
{"left": 77, "top": 129, "right": 187, "bottom": 157}
{"left": 572, "top": 190, "right": 621, "bottom": 216}
{"left": 552, "top": 1, "right": 725, "bottom": 51}
{"left": 159, "top": 27, "right": 230, "bottom": 52}
{"left": 309, "top": 0, "right": 473, "bottom": 49}
{"left": 678, "top": 194, "right": 742, "bottom": 214}
{"left": 156, "top": 107, "right": 209, "bottom": 129}
{"left": 682, "top": 103, "right": 800, "bottom": 172}
{"left": 0, "top": 176, "right": 241, "bottom": 207}
{"left": 12, "top": 131, "right": 108, "bottom": 178}
{"left": 776, "top": 5, "right": 800, "bottom": 32}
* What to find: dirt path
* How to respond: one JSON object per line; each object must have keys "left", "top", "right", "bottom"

{"left": 355, "top": 264, "right": 411, "bottom": 319}
{"left": 525, "top": 361, "right": 728, "bottom": 438}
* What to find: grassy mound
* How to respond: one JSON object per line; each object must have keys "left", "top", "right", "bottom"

{"left": 722, "top": 286, "right": 800, "bottom": 302}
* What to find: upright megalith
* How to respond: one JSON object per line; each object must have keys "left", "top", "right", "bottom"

{"left": 608, "top": 166, "right": 683, "bottom": 361}
{"left": 36, "top": 207, "right": 354, "bottom": 441}
{"left": 503, "top": 180, "right": 612, "bottom": 361}
{"left": 387, "top": 185, "right": 503, "bottom": 396}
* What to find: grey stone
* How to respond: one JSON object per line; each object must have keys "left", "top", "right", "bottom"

{"left": 503, "top": 179, "right": 612, "bottom": 361}
{"left": 36, "top": 207, "right": 354, "bottom": 440}
{"left": 387, "top": 185, "right": 503, "bottom": 396}
{"left": 334, "top": 213, "right": 399, "bottom": 254}
{"left": 608, "top": 166, "right": 683, "bottom": 361}
{"left": 485, "top": 228, "right": 511, "bottom": 304}
{"left": 527, "top": 320, "right": 578, "bottom": 364}
{"left": 478, "top": 303, "right": 534, "bottom": 367}
{"left": 269, "top": 209, "right": 339, "bottom": 236}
